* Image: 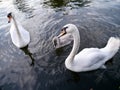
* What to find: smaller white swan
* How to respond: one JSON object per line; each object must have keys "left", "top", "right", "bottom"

{"left": 7, "top": 12, "right": 30, "bottom": 48}
{"left": 58, "top": 24, "right": 120, "bottom": 72}
{"left": 52, "top": 34, "right": 73, "bottom": 49}
{"left": 52, "top": 27, "right": 73, "bottom": 49}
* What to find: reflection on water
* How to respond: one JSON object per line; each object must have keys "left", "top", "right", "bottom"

{"left": 44, "top": 0, "right": 68, "bottom": 8}
{"left": 55, "top": 47, "right": 64, "bottom": 56}
{"left": 43, "top": 0, "right": 91, "bottom": 10}
{"left": 68, "top": 71, "right": 80, "bottom": 83}
{"left": 13, "top": 0, "right": 91, "bottom": 14}
{"left": 69, "top": 0, "right": 91, "bottom": 7}
{"left": 20, "top": 45, "right": 35, "bottom": 66}
{"left": 14, "top": 0, "right": 34, "bottom": 18}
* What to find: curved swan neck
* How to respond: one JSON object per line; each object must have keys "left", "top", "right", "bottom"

{"left": 11, "top": 16, "right": 21, "bottom": 36}
{"left": 65, "top": 27, "right": 80, "bottom": 65}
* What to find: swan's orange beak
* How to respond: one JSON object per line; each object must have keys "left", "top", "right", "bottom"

{"left": 58, "top": 30, "right": 66, "bottom": 38}
{"left": 8, "top": 17, "right": 11, "bottom": 23}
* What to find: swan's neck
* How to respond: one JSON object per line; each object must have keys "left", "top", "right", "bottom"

{"left": 65, "top": 28, "right": 80, "bottom": 67}
{"left": 11, "top": 16, "right": 21, "bottom": 36}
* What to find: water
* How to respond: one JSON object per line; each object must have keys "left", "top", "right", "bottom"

{"left": 0, "top": 0, "right": 120, "bottom": 90}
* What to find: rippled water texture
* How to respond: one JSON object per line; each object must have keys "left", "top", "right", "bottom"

{"left": 0, "top": 0, "right": 120, "bottom": 90}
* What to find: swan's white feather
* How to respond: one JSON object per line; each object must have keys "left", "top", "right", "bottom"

{"left": 52, "top": 34, "right": 73, "bottom": 49}
{"left": 10, "top": 19, "right": 30, "bottom": 48}
{"left": 73, "top": 48, "right": 107, "bottom": 72}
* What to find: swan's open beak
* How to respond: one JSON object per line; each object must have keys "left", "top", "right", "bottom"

{"left": 58, "top": 30, "right": 66, "bottom": 38}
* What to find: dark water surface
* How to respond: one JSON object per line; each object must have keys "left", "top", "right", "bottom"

{"left": 0, "top": 0, "right": 120, "bottom": 90}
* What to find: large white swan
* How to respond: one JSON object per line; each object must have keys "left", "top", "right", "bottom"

{"left": 58, "top": 24, "right": 120, "bottom": 72}
{"left": 7, "top": 12, "right": 30, "bottom": 48}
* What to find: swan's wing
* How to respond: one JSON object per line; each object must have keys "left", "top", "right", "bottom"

{"left": 10, "top": 22, "right": 30, "bottom": 48}
{"left": 74, "top": 48, "right": 107, "bottom": 69}
{"left": 18, "top": 23, "right": 30, "bottom": 43}
{"left": 10, "top": 24, "right": 20, "bottom": 45}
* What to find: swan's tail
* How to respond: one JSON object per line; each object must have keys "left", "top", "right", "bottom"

{"left": 103, "top": 37, "right": 120, "bottom": 58}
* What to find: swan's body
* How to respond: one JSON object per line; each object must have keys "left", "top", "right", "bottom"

{"left": 59, "top": 24, "right": 120, "bottom": 72}
{"left": 52, "top": 34, "right": 73, "bottom": 49}
{"left": 7, "top": 13, "right": 30, "bottom": 48}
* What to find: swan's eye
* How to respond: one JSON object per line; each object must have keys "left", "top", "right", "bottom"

{"left": 61, "top": 26, "right": 68, "bottom": 34}
{"left": 58, "top": 27, "right": 68, "bottom": 38}
{"left": 61, "top": 26, "right": 68, "bottom": 31}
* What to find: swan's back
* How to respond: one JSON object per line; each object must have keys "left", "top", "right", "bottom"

{"left": 10, "top": 22, "right": 30, "bottom": 48}
{"left": 72, "top": 48, "right": 107, "bottom": 72}
{"left": 73, "top": 37, "right": 120, "bottom": 72}
{"left": 75, "top": 48, "right": 106, "bottom": 64}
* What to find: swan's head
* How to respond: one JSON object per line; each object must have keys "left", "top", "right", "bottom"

{"left": 7, "top": 12, "right": 13, "bottom": 23}
{"left": 58, "top": 24, "right": 78, "bottom": 38}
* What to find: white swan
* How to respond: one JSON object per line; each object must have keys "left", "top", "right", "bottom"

{"left": 58, "top": 24, "right": 120, "bottom": 72}
{"left": 52, "top": 33, "right": 73, "bottom": 49}
{"left": 7, "top": 12, "right": 30, "bottom": 48}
